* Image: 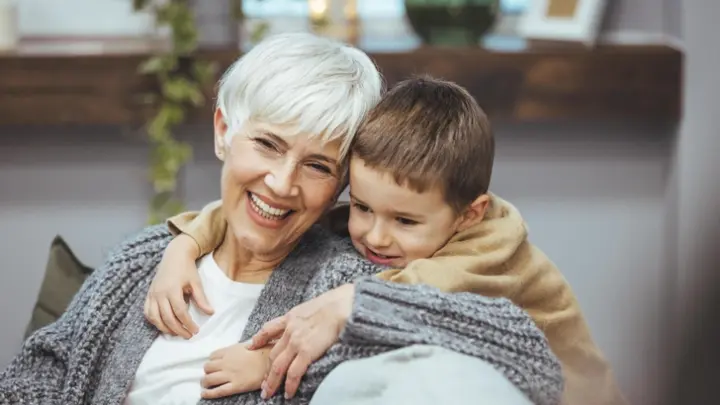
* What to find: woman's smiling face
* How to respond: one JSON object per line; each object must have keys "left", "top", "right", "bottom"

{"left": 215, "top": 110, "right": 343, "bottom": 261}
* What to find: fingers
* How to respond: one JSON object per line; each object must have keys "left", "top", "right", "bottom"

{"left": 159, "top": 298, "right": 192, "bottom": 339}
{"left": 168, "top": 289, "right": 198, "bottom": 336}
{"left": 263, "top": 335, "right": 297, "bottom": 399}
{"left": 143, "top": 296, "right": 151, "bottom": 321}
{"left": 250, "top": 316, "right": 287, "bottom": 350}
{"left": 146, "top": 298, "right": 173, "bottom": 335}
{"left": 284, "top": 353, "right": 311, "bottom": 399}
{"left": 201, "top": 382, "right": 235, "bottom": 399}
{"left": 209, "top": 348, "right": 225, "bottom": 361}
{"left": 191, "top": 280, "right": 214, "bottom": 315}
{"left": 203, "top": 359, "right": 222, "bottom": 374}
{"left": 267, "top": 331, "right": 289, "bottom": 374}
{"left": 201, "top": 371, "right": 228, "bottom": 388}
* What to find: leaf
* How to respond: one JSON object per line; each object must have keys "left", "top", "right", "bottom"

{"left": 177, "top": 141, "right": 193, "bottom": 162}
{"left": 187, "top": 86, "right": 205, "bottom": 107}
{"left": 132, "top": 0, "right": 151, "bottom": 11}
{"left": 155, "top": 3, "right": 177, "bottom": 24}
{"left": 150, "top": 191, "right": 174, "bottom": 212}
{"left": 142, "top": 0, "right": 217, "bottom": 222}
{"left": 147, "top": 103, "right": 182, "bottom": 141}
{"left": 168, "top": 4, "right": 199, "bottom": 55}
{"left": 163, "top": 198, "right": 186, "bottom": 217}
{"left": 192, "top": 61, "right": 218, "bottom": 86}
{"left": 250, "top": 21, "right": 271, "bottom": 44}
{"left": 138, "top": 56, "right": 177, "bottom": 75}
{"left": 162, "top": 78, "right": 193, "bottom": 103}
{"left": 173, "top": 30, "right": 199, "bottom": 55}
{"left": 138, "top": 56, "right": 164, "bottom": 74}
{"left": 136, "top": 92, "right": 159, "bottom": 106}
{"left": 230, "top": 0, "right": 244, "bottom": 20}
{"left": 150, "top": 166, "right": 177, "bottom": 193}
{"left": 148, "top": 192, "right": 186, "bottom": 225}
{"left": 148, "top": 112, "right": 170, "bottom": 141}
{"left": 164, "top": 102, "right": 185, "bottom": 126}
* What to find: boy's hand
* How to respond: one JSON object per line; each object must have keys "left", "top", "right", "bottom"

{"left": 201, "top": 342, "right": 273, "bottom": 399}
{"left": 144, "top": 234, "right": 213, "bottom": 338}
{"left": 250, "top": 283, "right": 355, "bottom": 400}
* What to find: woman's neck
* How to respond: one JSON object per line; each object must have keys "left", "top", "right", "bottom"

{"left": 213, "top": 234, "right": 286, "bottom": 284}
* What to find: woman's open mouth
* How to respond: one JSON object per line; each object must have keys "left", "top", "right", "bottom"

{"left": 248, "top": 192, "right": 294, "bottom": 222}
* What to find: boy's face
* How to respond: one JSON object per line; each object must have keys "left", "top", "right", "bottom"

{"left": 347, "top": 158, "right": 468, "bottom": 268}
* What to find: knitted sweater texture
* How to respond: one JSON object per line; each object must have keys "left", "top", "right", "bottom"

{"left": 0, "top": 225, "right": 563, "bottom": 405}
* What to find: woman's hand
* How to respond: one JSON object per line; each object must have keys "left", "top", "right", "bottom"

{"left": 201, "top": 342, "right": 273, "bottom": 399}
{"left": 249, "top": 283, "right": 355, "bottom": 400}
{"left": 143, "top": 234, "right": 213, "bottom": 338}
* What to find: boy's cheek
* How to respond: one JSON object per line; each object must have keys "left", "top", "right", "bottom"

{"left": 346, "top": 215, "right": 361, "bottom": 241}
{"left": 346, "top": 217, "right": 368, "bottom": 258}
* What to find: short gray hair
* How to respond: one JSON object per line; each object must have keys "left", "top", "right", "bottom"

{"left": 217, "top": 32, "right": 383, "bottom": 160}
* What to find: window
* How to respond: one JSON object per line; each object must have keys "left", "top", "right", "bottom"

{"left": 244, "top": 0, "right": 529, "bottom": 18}
{"left": 501, "top": 0, "right": 528, "bottom": 14}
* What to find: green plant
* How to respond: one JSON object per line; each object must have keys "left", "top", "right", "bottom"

{"left": 132, "top": 0, "right": 244, "bottom": 224}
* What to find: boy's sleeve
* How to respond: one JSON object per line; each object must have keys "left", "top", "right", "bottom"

{"left": 375, "top": 246, "right": 627, "bottom": 405}
{"left": 166, "top": 200, "right": 227, "bottom": 256}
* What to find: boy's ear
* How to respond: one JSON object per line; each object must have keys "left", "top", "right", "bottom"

{"left": 457, "top": 194, "right": 490, "bottom": 232}
{"left": 213, "top": 108, "right": 228, "bottom": 161}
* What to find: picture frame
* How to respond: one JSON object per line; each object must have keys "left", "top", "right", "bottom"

{"left": 518, "top": 0, "right": 608, "bottom": 45}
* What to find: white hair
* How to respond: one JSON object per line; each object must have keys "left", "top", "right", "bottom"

{"left": 217, "top": 32, "right": 383, "bottom": 160}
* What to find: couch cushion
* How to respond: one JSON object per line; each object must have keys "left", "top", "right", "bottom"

{"left": 25, "top": 236, "right": 93, "bottom": 337}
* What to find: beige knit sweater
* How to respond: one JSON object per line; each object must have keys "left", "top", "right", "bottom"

{"left": 167, "top": 195, "right": 627, "bottom": 405}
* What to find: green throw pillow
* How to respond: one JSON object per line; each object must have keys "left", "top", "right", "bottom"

{"left": 25, "top": 236, "right": 93, "bottom": 338}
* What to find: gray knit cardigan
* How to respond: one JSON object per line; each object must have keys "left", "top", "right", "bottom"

{"left": 0, "top": 225, "right": 563, "bottom": 405}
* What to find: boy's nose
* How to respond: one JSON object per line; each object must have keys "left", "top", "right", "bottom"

{"left": 365, "top": 224, "right": 392, "bottom": 248}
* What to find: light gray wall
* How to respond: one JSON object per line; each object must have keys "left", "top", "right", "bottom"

{"left": 0, "top": 1, "right": 692, "bottom": 405}
{"left": 674, "top": 0, "right": 720, "bottom": 354}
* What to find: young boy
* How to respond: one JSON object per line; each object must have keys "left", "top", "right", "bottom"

{"left": 150, "top": 77, "right": 626, "bottom": 405}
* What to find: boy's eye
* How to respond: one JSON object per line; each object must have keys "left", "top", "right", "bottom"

{"left": 351, "top": 202, "right": 370, "bottom": 213}
{"left": 396, "top": 217, "right": 419, "bottom": 226}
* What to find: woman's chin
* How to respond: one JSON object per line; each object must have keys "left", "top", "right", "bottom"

{"left": 227, "top": 203, "right": 320, "bottom": 258}
{"left": 230, "top": 224, "right": 306, "bottom": 258}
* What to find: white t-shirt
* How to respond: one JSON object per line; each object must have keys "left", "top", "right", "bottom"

{"left": 124, "top": 253, "right": 265, "bottom": 405}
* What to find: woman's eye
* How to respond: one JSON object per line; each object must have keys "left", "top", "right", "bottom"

{"left": 351, "top": 202, "right": 370, "bottom": 213}
{"left": 397, "top": 217, "right": 418, "bottom": 226}
{"left": 255, "top": 138, "right": 279, "bottom": 151}
{"left": 308, "top": 163, "right": 332, "bottom": 174}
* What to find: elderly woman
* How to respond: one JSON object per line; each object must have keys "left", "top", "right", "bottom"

{"left": 0, "top": 33, "right": 561, "bottom": 405}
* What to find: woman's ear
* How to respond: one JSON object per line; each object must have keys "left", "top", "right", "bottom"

{"left": 213, "top": 108, "right": 228, "bottom": 161}
{"left": 456, "top": 194, "right": 490, "bottom": 232}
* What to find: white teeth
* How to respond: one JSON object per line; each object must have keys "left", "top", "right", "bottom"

{"left": 250, "top": 193, "right": 290, "bottom": 220}
{"left": 368, "top": 248, "right": 390, "bottom": 259}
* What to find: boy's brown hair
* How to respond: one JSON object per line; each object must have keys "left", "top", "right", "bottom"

{"left": 352, "top": 76, "right": 495, "bottom": 212}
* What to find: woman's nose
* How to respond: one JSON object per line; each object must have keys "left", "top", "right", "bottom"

{"left": 265, "top": 163, "right": 299, "bottom": 198}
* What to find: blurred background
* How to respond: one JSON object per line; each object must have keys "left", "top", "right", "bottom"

{"left": 0, "top": 1, "right": 717, "bottom": 404}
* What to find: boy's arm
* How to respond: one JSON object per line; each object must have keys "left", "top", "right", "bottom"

{"left": 376, "top": 247, "right": 627, "bottom": 405}
{"left": 145, "top": 234, "right": 209, "bottom": 338}
{"left": 166, "top": 199, "right": 227, "bottom": 257}
{"left": 145, "top": 200, "right": 228, "bottom": 338}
